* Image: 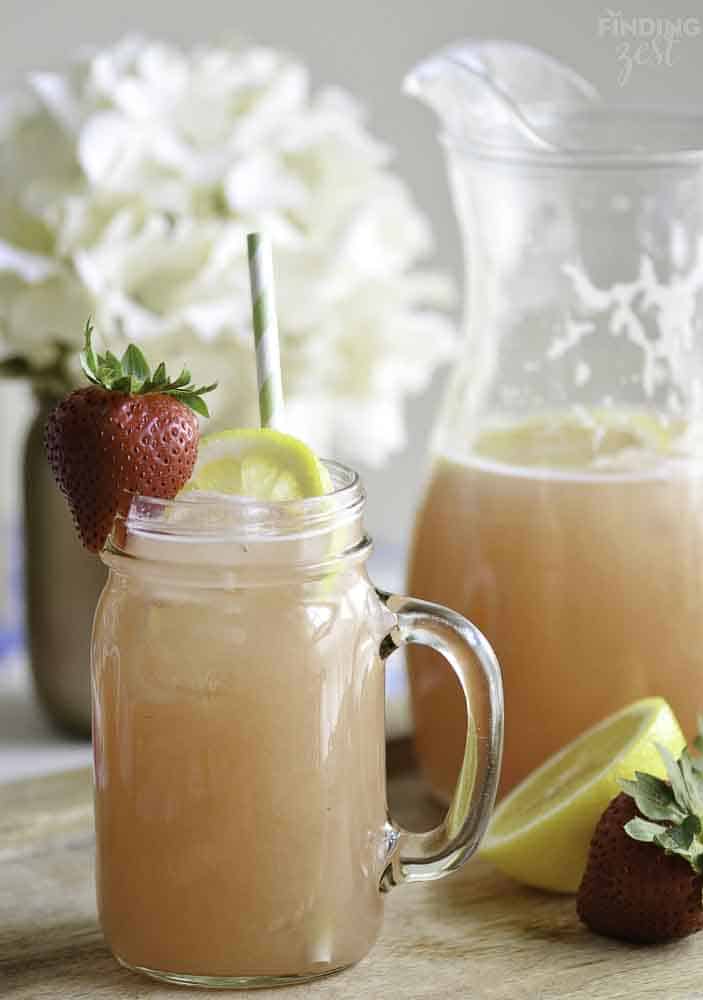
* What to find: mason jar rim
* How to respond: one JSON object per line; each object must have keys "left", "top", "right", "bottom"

{"left": 111, "top": 459, "right": 365, "bottom": 545}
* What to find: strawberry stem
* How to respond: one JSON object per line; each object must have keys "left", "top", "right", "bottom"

{"left": 620, "top": 719, "right": 703, "bottom": 874}
{"left": 79, "top": 319, "right": 217, "bottom": 417}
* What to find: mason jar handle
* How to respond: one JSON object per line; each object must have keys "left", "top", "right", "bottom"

{"left": 377, "top": 591, "right": 504, "bottom": 889}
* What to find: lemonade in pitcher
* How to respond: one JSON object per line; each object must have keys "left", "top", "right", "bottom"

{"left": 404, "top": 41, "right": 703, "bottom": 799}
{"left": 409, "top": 412, "right": 703, "bottom": 797}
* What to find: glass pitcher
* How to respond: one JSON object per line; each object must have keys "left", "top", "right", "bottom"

{"left": 405, "top": 41, "right": 703, "bottom": 800}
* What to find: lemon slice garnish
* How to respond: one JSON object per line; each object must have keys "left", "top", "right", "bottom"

{"left": 184, "top": 428, "right": 331, "bottom": 499}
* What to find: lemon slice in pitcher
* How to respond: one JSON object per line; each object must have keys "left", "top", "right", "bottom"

{"left": 473, "top": 409, "right": 685, "bottom": 469}
{"left": 184, "top": 428, "right": 331, "bottom": 499}
{"left": 480, "top": 698, "right": 686, "bottom": 893}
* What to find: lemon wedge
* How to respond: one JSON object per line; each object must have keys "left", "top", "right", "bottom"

{"left": 184, "top": 428, "right": 331, "bottom": 499}
{"left": 480, "top": 697, "right": 686, "bottom": 893}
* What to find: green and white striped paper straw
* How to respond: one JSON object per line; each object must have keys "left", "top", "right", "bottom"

{"left": 247, "top": 232, "right": 285, "bottom": 430}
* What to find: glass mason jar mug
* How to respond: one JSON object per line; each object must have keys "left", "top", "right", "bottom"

{"left": 92, "top": 461, "right": 503, "bottom": 989}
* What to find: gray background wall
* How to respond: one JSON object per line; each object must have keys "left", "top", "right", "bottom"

{"left": 1, "top": 0, "right": 702, "bottom": 562}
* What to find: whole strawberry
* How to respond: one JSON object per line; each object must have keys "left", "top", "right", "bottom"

{"left": 577, "top": 727, "right": 703, "bottom": 944}
{"left": 45, "top": 322, "right": 216, "bottom": 552}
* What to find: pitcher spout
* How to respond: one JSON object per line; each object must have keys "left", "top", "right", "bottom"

{"left": 403, "top": 40, "right": 599, "bottom": 153}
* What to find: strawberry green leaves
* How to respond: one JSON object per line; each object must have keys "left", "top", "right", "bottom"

{"left": 79, "top": 319, "right": 217, "bottom": 416}
{"left": 122, "top": 343, "right": 150, "bottom": 381}
{"left": 81, "top": 322, "right": 98, "bottom": 379}
{"left": 620, "top": 719, "right": 703, "bottom": 874}
{"left": 620, "top": 772, "right": 686, "bottom": 823}
{"left": 626, "top": 815, "right": 703, "bottom": 875}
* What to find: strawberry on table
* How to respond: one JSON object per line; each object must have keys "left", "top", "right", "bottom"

{"left": 577, "top": 723, "right": 703, "bottom": 943}
{"left": 45, "top": 321, "right": 216, "bottom": 553}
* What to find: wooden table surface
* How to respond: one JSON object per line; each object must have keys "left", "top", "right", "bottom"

{"left": 3, "top": 765, "right": 703, "bottom": 1000}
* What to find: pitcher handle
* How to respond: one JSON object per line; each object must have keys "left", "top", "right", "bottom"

{"left": 378, "top": 590, "right": 503, "bottom": 888}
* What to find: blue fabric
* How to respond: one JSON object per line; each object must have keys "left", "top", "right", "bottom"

{"left": 0, "top": 520, "right": 25, "bottom": 662}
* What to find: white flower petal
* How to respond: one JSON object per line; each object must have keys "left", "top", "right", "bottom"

{"left": 29, "top": 72, "right": 83, "bottom": 134}
{"left": 78, "top": 112, "right": 136, "bottom": 184}
{"left": 224, "top": 154, "right": 309, "bottom": 215}
{"left": 7, "top": 276, "right": 93, "bottom": 354}
{"left": 0, "top": 240, "right": 58, "bottom": 283}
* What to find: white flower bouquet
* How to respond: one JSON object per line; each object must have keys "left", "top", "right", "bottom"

{"left": 0, "top": 37, "right": 454, "bottom": 465}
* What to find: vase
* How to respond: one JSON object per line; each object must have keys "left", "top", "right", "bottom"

{"left": 23, "top": 393, "right": 106, "bottom": 736}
